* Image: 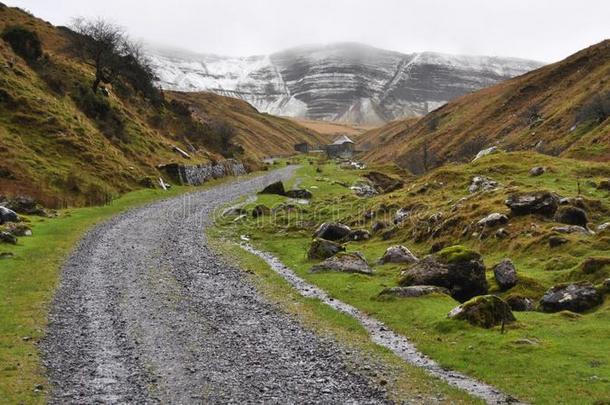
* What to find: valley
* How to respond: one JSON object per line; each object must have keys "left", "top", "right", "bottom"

{"left": 0, "top": 1, "right": 609, "bottom": 404}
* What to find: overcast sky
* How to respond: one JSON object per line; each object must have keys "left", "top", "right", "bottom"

{"left": 10, "top": 0, "right": 610, "bottom": 62}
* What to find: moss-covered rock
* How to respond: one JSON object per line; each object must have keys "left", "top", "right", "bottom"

{"left": 448, "top": 295, "right": 516, "bottom": 328}
{"left": 436, "top": 245, "right": 481, "bottom": 265}
{"left": 307, "top": 238, "right": 345, "bottom": 260}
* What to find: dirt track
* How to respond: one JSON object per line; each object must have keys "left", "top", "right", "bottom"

{"left": 42, "top": 167, "right": 389, "bottom": 404}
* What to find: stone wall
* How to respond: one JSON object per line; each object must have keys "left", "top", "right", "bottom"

{"left": 159, "top": 159, "right": 247, "bottom": 186}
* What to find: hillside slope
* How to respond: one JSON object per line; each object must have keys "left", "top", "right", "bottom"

{"left": 0, "top": 4, "right": 319, "bottom": 206}
{"left": 166, "top": 92, "right": 326, "bottom": 158}
{"left": 149, "top": 43, "right": 542, "bottom": 125}
{"left": 362, "top": 40, "right": 610, "bottom": 172}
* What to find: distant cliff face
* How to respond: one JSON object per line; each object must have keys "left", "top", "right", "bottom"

{"left": 148, "top": 43, "right": 543, "bottom": 125}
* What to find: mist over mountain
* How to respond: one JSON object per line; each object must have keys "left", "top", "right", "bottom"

{"left": 148, "top": 43, "right": 543, "bottom": 124}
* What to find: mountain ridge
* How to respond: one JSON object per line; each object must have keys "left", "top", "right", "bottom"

{"left": 148, "top": 42, "right": 543, "bottom": 125}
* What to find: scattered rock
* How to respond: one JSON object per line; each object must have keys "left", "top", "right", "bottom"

{"left": 348, "top": 229, "right": 371, "bottom": 241}
{"left": 350, "top": 182, "right": 378, "bottom": 198}
{"left": 505, "top": 295, "right": 535, "bottom": 311}
{"left": 548, "top": 235, "right": 568, "bottom": 248}
{"left": 468, "top": 176, "right": 498, "bottom": 194}
{"left": 540, "top": 282, "right": 603, "bottom": 313}
{"left": 0, "top": 231, "right": 17, "bottom": 244}
{"left": 495, "top": 228, "right": 509, "bottom": 239}
{"left": 308, "top": 238, "right": 345, "bottom": 260}
{"left": 0, "top": 252, "right": 15, "bottom": 259}
{"left": 512, "top": 338, "right": 540, "bottom": 346}
{"left": 394, "top": 208, "right": 411, "bottom": 224}
{"left": 258, "top": 181, "right": 285, "bottom": 196}
{"left": 505, "top": 191, "right": 559, "bottom": 217}
{"left": 554, "top": 206, "right": 587, "bottom": 227}
{"left": 472, "top": 146, "right": 500, "bottom": 162}
{"left": 363, "top": 171, "right": 404, "bottom": 193}
{"left": 597, "top": 222, "right": 610, "bottom": 232}
{"left": 285, "top": 189, "right": 313, "bottom": 199}
{"left": 371, "top": 221, "right": 387, "bottom": 233}
{"left": 551, "top": 225, "right": 593, "bottom": 235}
{"left": 5, "top": 222, "right": 32, "bottom": 237}
{"left": 400, "top": 245, "right": 488, "bottom": 302}
{"left": 494, "top": 259, "right": 518, "bottom": 290}
{"left": 0, "top": 206, "right": 19, "bottom": 224}
{"left": 381, "top": 227, "right": 397, "bottom": 240}
{"left": 252, "top": 205, "right": 271, "bottom": 218}
{"left": 313, "top": 222, "right": 352, "bottom": 241}
{"left": 448, "top": 295, "right": 516, "bottom": 328}
{"left": 378, "top": 245, "right": 419, "bottom": 265}
{"left": 477, "top": 213, "right": 509, "bottom": 228}
{"left": 529, "top": 166, "right": 546, "bottom": 176}
{"left": 378, "top": 286, "right": 449, "bottom": 298}
{"left": 310, "top": 252, "right": 373, "bottom": 275}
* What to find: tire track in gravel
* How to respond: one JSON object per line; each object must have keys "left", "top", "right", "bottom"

{"left": 42, "top": 167, "right": 391, "bottom": 404}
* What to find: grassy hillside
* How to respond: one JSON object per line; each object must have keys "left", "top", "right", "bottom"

{"left": 0, "top": 4, "right": 320, "bottom": 207}
{"left": 167, "top": 92, "right": 326, "bottom": 158}
{"left": 363, "top": 40, "right": 610, "bottom": 172}
{"left": 216, "top": 152, "right": 610, "bottom": 403}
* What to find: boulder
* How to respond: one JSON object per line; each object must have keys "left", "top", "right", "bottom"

{"left": 258, "top": 181, "right": 285, "bottom": 196}
{"left": 371, "top": 221, "right": 388, "bottom": 233}
{"left": 313, "top": 222, "right": 351, "bottom": 241}
{"left": 551, "top": 225, "right": 593, "bottom": 235}
{"left": 554, "top": 206, "right": 588, "bottom": 227}
{"left": 400, "top": 245, "right": 488, "bottom": 302}
{"left": 308, "top": 238, "right": 345, "bottom": 260}
{"left": 4, "top": 196, "right": 47, "bottom": 216}
{"left": 310, "top": 252, "right": 373, "bottom": 275}
{"left": 378, "top": 245, "right": 419, "bottom": 265}
{"left": 0, "top": 206, "right": 19, "bottom": 224}
{"left": 477, "top": 213, "right": 509, "bottom": 228}
{"left": 252, "top": 205, "right": 271, "bottom": 218}
{"left": 505, "top": 295, "right": 535, "bottom": 311}
{"left": 350, "top": 182, "right": 378, "bottom": 198}
{"left": 539, "top": 282, "right": 603, "bottom": 313}
{"left": 0, "top": 231, "right": 17, "bottom": 245}
{"left": 548, "top": 235, "right": 568, "bottom": 248}
{"left": 468, "top": 176, "right": 499, "bottom": 194}
{"left": 286, "top": 189, "right": 313, "bottom": 199}
{"left": 472, "top": 146, "right": 499, "bottom": 162}
{"left": 363, "top": 171, "right": 404, "bottom": 193}
{"left": 493, "top": 259, "right": 518, "bottom": 290}
{"left": 505, "top": 191, "right": 559, "bottom": 217}
{"left": 529, "top": 166, "right": 546, "bottom": 177}
{"left": 348, "top": 229, "right": 371, "bottom": 241}
{"left": 448, "top": 295, "right": 516, "bottom": 328}
{"left": 378, "top": 286, "right": 449, "bottom": 298}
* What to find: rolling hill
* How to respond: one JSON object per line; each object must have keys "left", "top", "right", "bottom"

{"left": 0, "top": 4, "right": 320, "bottom": 206}
{"left": 362, "top": 40, "right": 610, "bottom": 173}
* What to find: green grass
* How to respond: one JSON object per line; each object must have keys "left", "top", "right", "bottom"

{"left": 216, "top": 152, "right": 610, "bottom": 404}
{"left": 0, "top": 175, "right": 242, "bottom": 404}
{"left": 208, "top": 231, "right": 482, "bottom": 404}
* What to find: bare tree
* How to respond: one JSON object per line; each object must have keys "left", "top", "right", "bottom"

{"left": 70, "top": 18, "right": 127, "bottom": 92}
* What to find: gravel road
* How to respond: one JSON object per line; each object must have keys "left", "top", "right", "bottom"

{"left": 42, "top": 167, "right": 389, "bottom": 404}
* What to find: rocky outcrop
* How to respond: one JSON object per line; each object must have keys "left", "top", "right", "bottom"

{"left": 378, "top": 286, "right": 449, "bottom": 298}
{"left": 308, "top": 238, "right": 345, "bottom": 260}
{"left": 493, "top": 259, "right": 518, "bottom": 291}
{"left": 378, "top": 245, "right": 419, "bottom": 265}
{"left": 2, "top": 196, "right": 47, "bottom": 216}
{"left": 313, "top": 223, "right": 352, "bottom": 241}
{"left": 310, "top": 252, "right": 373, "bottom": 275}
{"left": 399, "top": 245, "right": 488, "bottom": 302}
{"left": 468, "top": 176, "right": 499, "bottom": 193}
{"left": 448, "top": 295, "right": 516, "bottom": 328}
{"left": 347, "top": 229, "right": 371, "bottom": 241}
{"left": 539, "top": 282, "right": 603, "bottom": 313}
{"left": 505, "top": 191, "right": 559, "bottom": 217}
{"left": 477, "top": 213, "right": 508, "bottom": 228}
{"left": 363, "top": 171, "right": 403, "bottom": 193}
{"left": 159, "top": 159, "right": 246, "bottom": 186}
{"left": 472, "top": 147, "right": 500, "bottom": 162}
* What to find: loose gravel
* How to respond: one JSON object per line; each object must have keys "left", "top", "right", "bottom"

{"left": 42, "top": 167, "right": 390, "bottom": 404}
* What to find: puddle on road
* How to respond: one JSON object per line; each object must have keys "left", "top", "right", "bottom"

{"left": 239, "top": 243, "right": 525, "bottom": 405}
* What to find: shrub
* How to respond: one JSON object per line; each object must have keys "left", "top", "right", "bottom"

{"left": 1, "top": 26, "right": 42, "bottom": 63}
{"left": 575, "top": 92, "right": 610, "bottom": 125}
{"left": 71, "top": 85, "right": 126, "bottom": 141}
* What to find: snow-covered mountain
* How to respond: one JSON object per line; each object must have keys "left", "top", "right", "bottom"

{"left": 148, "top": 43, "right": 543, "bottom": 125}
